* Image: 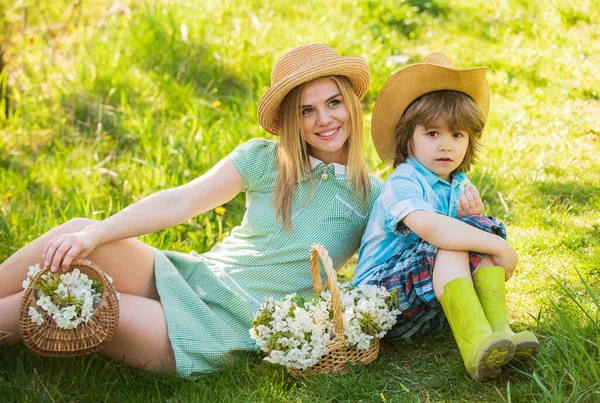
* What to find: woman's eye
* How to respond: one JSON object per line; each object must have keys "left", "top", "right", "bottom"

{"left": 301, "top": 108, "right": 313, "bottom": 115}
{"left": 328, "top": 99, "right": 341, "bottom": 107}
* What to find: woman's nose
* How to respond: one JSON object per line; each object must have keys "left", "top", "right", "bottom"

{"left": 316, "top": 109, "right": 333, "bottom": 125}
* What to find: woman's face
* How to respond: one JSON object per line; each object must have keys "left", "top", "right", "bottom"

{"left": 300, "top": 77, "right": 350, "bottom": 164}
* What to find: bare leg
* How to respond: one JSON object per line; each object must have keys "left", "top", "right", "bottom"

{"left": 432, "top": 249, "right": 472, "bottom": 300}
{"left": 472, "top": 255, "right": 495, "bottom": 276}
{"left": 0, "top": 291, "right": 23, "bottom": 347}
{"left": 0, "top": 218, "right": 158, "bottom": 300}
{"left": 0, "top": 291, "right": 176, "bottom": 374}
{"left": 101, "top": 293, "right": 176, "bottom": 375}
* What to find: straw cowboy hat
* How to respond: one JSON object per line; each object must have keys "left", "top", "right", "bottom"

{"left": 372, "top": 52, "right": 490, "bottom": 166}
{"left": 258, "top": 43, "right": 371, "bottom": 135}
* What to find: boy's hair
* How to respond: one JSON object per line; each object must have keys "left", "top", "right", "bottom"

{"left": 274, "top": 75, "right": 371, "bottom": 230}
{"left": 393, "top": 90, "right": 486, "bottom": 173}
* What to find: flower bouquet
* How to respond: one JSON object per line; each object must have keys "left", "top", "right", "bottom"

{"left": 19, "top": 259, "right": 120, "bottom": 357}
{"left": 250, "top": 244, "right": 400, "bottom": 377}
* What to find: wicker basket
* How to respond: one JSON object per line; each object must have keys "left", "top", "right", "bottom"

{"left": 19, "top": 259, "right": 120, "bottom": 357}
{"left": 286, "top": 244, "right": 380, "bottom": 378}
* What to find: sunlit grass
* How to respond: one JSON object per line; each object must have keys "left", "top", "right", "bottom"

{"left": 1, "top": 0, "right": 600, "bottom": 401}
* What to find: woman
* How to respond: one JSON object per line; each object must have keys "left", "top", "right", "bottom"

{"left": 0, "top": 43, "right": 383, "bottom": 377}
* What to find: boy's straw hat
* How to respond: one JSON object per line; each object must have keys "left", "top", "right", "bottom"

{"left": 371, "top": 52, "right": 490, "bottom": 166}
{"left": 258, "top": 43, "right": 371, "bottom": 135}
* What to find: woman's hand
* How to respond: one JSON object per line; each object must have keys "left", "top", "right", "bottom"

{"left": 456, "top": 185, "right": 484, "bottom": 218}
{"left": 42, "top": 230, "right": 98, "bottom": 273}
{"left": 490, "top": 241, "right": 518, "bottom": 280}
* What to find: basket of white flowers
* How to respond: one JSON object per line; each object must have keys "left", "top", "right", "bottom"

{"left": 19, "top": 259, "right": 120, "bottom": 357}
{"left": 250, "top": 244, "right": 400, "bottom": 377}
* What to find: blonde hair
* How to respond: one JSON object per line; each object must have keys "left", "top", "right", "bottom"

{"left": 393, "top": 90, "right": 485, "bottom": 173}
{"left": 274, "top": 75, "right": 371, "bottom": 230}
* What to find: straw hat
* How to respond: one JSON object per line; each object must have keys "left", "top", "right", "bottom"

{"left": 257, "top": 43, "right": 371, "bottom": 135}
{"left": 371, "top": 52, "right": 490, "bottom": 166}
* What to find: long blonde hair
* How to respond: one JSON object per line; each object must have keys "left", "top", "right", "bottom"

{"left": 273, "top": 75, "right": 371, "bottom": 230}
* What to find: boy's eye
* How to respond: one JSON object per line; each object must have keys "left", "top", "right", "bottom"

{"left": 453, "top": 132, "right": 465, "bottom": 138}
{"left": 426, "top": 131, "right": 438, "bottom": 137}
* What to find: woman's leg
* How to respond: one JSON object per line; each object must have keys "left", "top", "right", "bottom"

{"left": 0, "top": 291, "right": 176, "bottom": 374}
{"left": 0, "top": 218, "right": 158, "bottom": 300}
{"left": 0, "top": 291, "right": 23, "bottom": 347}
{"left": 101, "top": 293, "right": 176, "bottom": 374}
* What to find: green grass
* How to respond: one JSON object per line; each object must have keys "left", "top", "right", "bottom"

{"left": 1, "top": 0, "right": 600, "bottom": 401}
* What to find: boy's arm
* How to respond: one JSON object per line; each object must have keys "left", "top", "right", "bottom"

{"left": 403, "top": 210, "right": 517, "bottom": 278}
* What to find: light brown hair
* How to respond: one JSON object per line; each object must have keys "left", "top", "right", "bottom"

{"left": 274, "top": 76, "right": 371, "bottom": 230}
{"left": 393, "top": 90, "right": 486, "bottom": 173}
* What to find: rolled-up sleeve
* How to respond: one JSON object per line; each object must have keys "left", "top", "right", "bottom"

{"left": 380, "top": 166, "right": 435, "bottom": 235}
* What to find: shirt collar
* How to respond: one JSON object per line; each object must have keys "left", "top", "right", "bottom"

{"left": 309, "top": 155, "right": 346, "bottom": 175}
{"left": 405, "top": 157, "right": 466, "bottom": 187}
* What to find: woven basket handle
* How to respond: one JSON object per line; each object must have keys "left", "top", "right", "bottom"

{"left": 310, "top": 244, "right": 344, "bottom": 337}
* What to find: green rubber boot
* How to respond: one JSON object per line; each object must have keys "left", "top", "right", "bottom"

{"left": 440, "top": 277, "right": 515, "bottom": 380}
{"left": 473, "top": 266, "right": 540, "bottom": 361}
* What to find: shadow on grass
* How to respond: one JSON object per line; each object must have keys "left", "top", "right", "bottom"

{"left": 59, "top": 7, "right": 252, "bottom": 154}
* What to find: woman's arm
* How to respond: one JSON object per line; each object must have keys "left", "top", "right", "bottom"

{"left": 44, "top": 157, "right": 244, "bottom": 271}
{"left": 403, "top": 210, "right": 517, "bottom": 275}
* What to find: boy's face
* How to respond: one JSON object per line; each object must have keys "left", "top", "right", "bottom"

{"left": 411, "top": 121, "right": 469, "bottom": 181}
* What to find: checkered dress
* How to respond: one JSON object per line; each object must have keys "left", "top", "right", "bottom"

{"left": 154, "top": 139, "right": 383, "bottom": 377}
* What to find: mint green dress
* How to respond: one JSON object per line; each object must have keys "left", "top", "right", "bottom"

{"left": 153, "top": 138, "right": 383, "bottom": 377}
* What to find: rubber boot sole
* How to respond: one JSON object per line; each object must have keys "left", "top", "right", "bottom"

{"left": 471, "top": 337, "right": 515, "bottom": 381}
{"left": 512, "top": 333, "right": 540, "bottom": 361}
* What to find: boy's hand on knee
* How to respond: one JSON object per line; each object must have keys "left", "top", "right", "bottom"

{"left": 457, "top": 185, "right": 484, "bottom": 218}
{"left": 491, "top": 242, "right": 518, "bottom": 281}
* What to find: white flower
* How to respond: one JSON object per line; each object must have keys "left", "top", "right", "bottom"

{"left": 22, "top": 278, "right": 31, "bottom": 290}
{"left": 27, "top": 264, "right": 41, "bottom": 279}
{"left": 249, "top": 280, "right": 400, "bottom": 370}
{"left": 26, "top": 265, "right": 105, "bottom": 329}
{"left": 28, "top": 307, "right": 44, "bottom": 325}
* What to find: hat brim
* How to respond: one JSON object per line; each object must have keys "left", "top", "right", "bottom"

{"left": 258, "top": 57, "right": 370, "bottom": 135}
{"left": 372, "top": 64, "right": 489, "bottom": 166}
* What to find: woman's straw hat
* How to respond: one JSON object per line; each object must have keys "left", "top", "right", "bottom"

{"left": 258, "top": 43, "right": 371, "bottom": 135}
{"left": 372, "top": 52, "right": 490, "bottom": 166}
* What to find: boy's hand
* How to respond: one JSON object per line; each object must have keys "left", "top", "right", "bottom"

{"left": 456, "top": 185, "right": 484, "bottom": 218}
{"left": 491, "top": 242, "right": 518, "bottom": 280}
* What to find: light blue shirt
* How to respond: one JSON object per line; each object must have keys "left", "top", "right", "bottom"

{"left": 354, "top": 157, "right": 470, "bottom": 285}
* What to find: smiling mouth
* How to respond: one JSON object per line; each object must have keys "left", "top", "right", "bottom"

{"left": 316, "top": 127, "right": 339, "bottom": 138}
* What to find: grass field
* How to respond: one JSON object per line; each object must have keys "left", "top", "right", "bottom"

{"left": 1, "top": 0, "right": 599, "bottom": 401}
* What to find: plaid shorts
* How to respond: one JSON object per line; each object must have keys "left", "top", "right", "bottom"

{"left": 366, "top": 215, "right": 507, "bottom": 340}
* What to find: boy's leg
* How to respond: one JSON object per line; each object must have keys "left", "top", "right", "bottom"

{"left": 0, "top": 218, "right": 158, "bottom": 300}
{"left": 472, "top": 261, "right": 540, "bottom": 361}
{"left": 434, "top": 249, "right": 514, "bottom": 380}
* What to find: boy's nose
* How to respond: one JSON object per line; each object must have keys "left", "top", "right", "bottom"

{"left": 439, "top": 141, "right": 451, "bottom": 151}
